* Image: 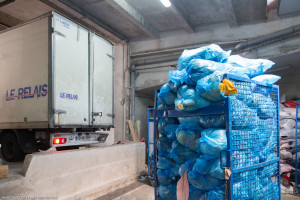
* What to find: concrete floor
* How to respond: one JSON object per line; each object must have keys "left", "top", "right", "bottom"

{"left": 88, "top": 183, "right": 300, "bottom": 200}
{"left": 282, "top": 195, "right": 300, "bottom": 200}
{"left": 1, "top": 159, "right": 300, "bottom": 200}
{"left": 0, "top": 147, "right": 299, "bottom": 200}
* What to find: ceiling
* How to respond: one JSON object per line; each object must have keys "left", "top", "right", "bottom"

{"left": 0, "top": 0, "right": 299, "bottom": 41}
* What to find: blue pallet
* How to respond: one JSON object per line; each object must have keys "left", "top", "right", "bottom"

{"left": 151, "top": 74, "right": 281, "bottom": 200}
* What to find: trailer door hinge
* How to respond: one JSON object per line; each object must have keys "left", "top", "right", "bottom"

{"left": 54, "top": 31, "right": 66, "bottom": 38}
{"left": 106, "top": 54, "right": 114, "bottom": 60}
{"left": 54, "top": 109, "right": 66, "bottom": 114}
{"left": 107, "top": 113, "right": 115, "bottom": 118}
{"left": 93, "top": 112, "right": 102, "bottom": 117}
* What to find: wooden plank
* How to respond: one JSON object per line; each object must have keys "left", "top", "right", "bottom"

{"left": 134, "top": 120, "right": 140, "bottom": 141}
{"left": 0, "top": 165, "right": 8, "bottom": 178}
{"left": 0, "top": 11, "right": 22, "bottom": 27}
{"left": 127, "top": 120, "right": 138, "bottom": 142}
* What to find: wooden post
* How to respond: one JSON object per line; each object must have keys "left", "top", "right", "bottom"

{"left": 127, "top": 120, "right": 138, "bottom": 142}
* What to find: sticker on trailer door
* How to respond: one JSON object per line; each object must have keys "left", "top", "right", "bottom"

{"left": 60, "top": 92, "right": 78, "bottom": 100}
{"left": 55, "top": 18, "right": 70, "bottom": 29}
{"left": 6, "top": 84, "right": 48, "bottom": 101}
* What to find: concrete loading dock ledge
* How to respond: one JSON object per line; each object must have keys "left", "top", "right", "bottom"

{"left": 0, "top": 142, "right": 145, "bottom": 199}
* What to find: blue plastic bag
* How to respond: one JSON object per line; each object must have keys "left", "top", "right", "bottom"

{"left": 258, "top": 153, "right": 277, "bottom": 178}
{"left": 178, "top": 115, "right": 225, "bottom": 129}
{"left": 195, "top": 128, "right": 227, "bottom": 155}
{"left": 232, "top": 150, "right": 260, "bottom": 169}
{"left": 198, "top": 115, "right": 226, "bottom": 129}
{"left": 188, "top": 170, "right": 224, "bottom": 191}
{"left": 176, "top": 129, "right": 201, "bottom": 151}
{"left": 177, "top": 117, "right": 203, "bottom": 131}
{"left": 189, "top": 185, "right": 206, "bottom": 200}
{"left": 196, "top": 71, "right": 225, "bottom": 102}
{"left": 252, "top": 74, "right": 281, "bottom": 84}
{"left": 157, "top": 156, "right": 177, "bottom": 170}
{"left": 158, "top": 83, "right": 177, "bottom": 106}
{"left": 227, "top": 55, "right": 275, "bottom": 78}
{"left": 176, "top": 116, "right": 203, "bottom": 150}
{"left": 177, "top": 116, "right": 201, "bottom": 126}
{"left": 168, "top": 70, "right": 187, "bottom": 93}
{"left": 200, "top": 186, "right": 225, "bottom": 200}
{"left": 260, "top": 179, "right": 279, "bottom": 199}
{"left": 178, "top": 154, "right": 199, "bottom": 177}
{"left": 157, "top": 100, "right": 175, "bottom": 110}
{"left": 193, "top": 154, "right": 226, "bottom": 179}
{"left": 157, "top": 136, "right": 172, "bottom": 157}
{"left": 258, "top": 131, "right": 277, "bottom": 162}
{"left": 158, "top": 118, "right": 178, "bottom": 136}
{"left": 184, "top": 59, "right": 250, "bottom": 86}
{"left": 175, "top": 85, "right": 211, "bottom": 112}
{"left": 170, "top": 140, "right": 198, "bottom": 165}
{"left": 252, "top": 93, "right": 276, "bottom": 119}
{"left": 230, "top": 97, "right": 259, "bottom": 130}
{"left": 177, "top": 44, "right": 231, "bottom": 71}
{"left": 158, "top": 184, "right": 177, "bottom": 200}
{"left": 157, "top": 169, "right": 179, "bottom": 185}
{"left": 233, "top": 177, "right": 264, "bottom": 199}
{"left": 164, "top": 124, "right": 179, "bottom": 140}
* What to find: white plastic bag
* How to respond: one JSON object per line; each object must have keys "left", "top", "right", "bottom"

{"left": 285, "top": 108, "right": 297, "bottom": 120}
{"left": 280, "top": 119, "right": 295, "bottom": 130}
{"left": 280, "top": 149, "right": 293, "bottom": 160}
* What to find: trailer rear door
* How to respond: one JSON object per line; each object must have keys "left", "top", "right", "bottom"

{"left": 52, "top": 13, "right": 89, "bottom": 126}
{"left": 90, "top": 34, "right": 114, "bottom": 127}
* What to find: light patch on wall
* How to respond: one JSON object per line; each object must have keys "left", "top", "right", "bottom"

{"left": 160, "top": 0, "right": 171, "bottom": 7}
{"left": 267, "top": 0, "right": 276, "bottom": 5}
{"left": 267, "top": 0, "right": 279, "bottom": 20}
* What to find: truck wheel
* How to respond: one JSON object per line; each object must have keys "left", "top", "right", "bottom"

{"left": 55, "top": 146, "right": 80, "bottom": 151}
{"left": 1, "top": 133, "right": 25, "bottom": 162}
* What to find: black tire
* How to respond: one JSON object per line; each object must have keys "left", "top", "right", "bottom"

{"left": 1, "top": 133, "right": 25, "bottom": 162}
{"left": 55, "top": 146, "right": 80, "bottom": 151}
{"left": 37, "top": 140, "right": 51, "bottom": 151}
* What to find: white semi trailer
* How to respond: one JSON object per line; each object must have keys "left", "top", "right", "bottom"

{"left": 0, "top": 12, "right": 114, "bottom": 161}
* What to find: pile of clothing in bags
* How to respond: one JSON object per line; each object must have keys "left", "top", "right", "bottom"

{"left": 156, "top": 44, "right": 281, "bottom": 199}
{"left": 280, "top": 104, "right": 299, "bottom": 194}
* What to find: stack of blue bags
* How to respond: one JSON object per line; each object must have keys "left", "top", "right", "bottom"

{"left": 156, "top": 44, "right": 280, "bottom": 199}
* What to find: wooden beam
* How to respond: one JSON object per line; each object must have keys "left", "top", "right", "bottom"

{"left": 221, "top": 0, "right": 238, "bottom": 27}
{"left": 105, "top": 0, "right": 159, "bottom": 39}
{"left": 58, "top": 0, "right": 126, "bottom": 40}
{"left": 0, "top": 0, "right": 14, "bottom": 7}
{"left": 170, "top": 0, "right": 195, "bottom": 33}
{"left": 0, "top": 11, "right": 22, "bottom": 27}
{"left": 0, "top": 23, "right": 8, "bottom": 31}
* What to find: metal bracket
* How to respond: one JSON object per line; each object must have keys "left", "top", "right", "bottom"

{"left": 54, "top": 109, "right": 66, "bottom": 114}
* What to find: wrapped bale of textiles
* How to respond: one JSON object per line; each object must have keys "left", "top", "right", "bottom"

{"left": 156, "top": 44, "right": 280, "bottom": 200}
{"left": 279, "top": 104, "right": 298, "bottom": 194}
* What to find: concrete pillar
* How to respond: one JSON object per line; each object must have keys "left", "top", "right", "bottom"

{"left": 113, "top": 42, "right": 129, "bottom": 142}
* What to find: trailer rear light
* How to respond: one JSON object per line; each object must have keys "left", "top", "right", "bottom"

{"left": 53, "top": 138, "right": 66, "bottom": 145}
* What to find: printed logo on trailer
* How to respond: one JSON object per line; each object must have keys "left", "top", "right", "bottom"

{"left": 6, "top": 84, "right": 48, "bottom": 101}
{"left": 56, "top": 18, "right": 70, "bottom": 29}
